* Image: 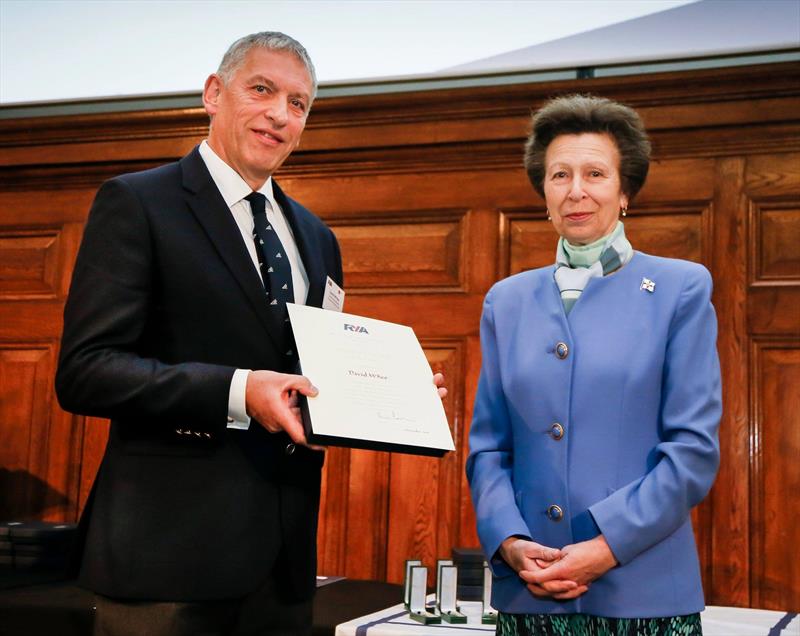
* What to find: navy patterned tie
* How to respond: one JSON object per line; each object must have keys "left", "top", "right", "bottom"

{"left": 245, "top": 192, "right": 296, "bottom": 358}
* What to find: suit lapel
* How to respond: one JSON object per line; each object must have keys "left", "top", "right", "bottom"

{"left": 180, "top": 148, "right": 284, "bottom": 351}
{"left": 273, "top": 181, "right": 327, "bottom": 308}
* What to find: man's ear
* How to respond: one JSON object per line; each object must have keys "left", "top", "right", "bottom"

{"left": 202, "top": 74, "right": 223, "bottom": 117}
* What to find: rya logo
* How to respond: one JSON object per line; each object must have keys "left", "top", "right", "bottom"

{"left": 344, "top": 323, "right": 369, "bottom": 334}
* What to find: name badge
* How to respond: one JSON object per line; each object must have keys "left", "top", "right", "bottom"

{"left": 322, "top": 276, "right": 345, "bottom": 312}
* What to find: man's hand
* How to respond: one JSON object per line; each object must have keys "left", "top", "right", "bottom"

{"left": 245, "top": 370, "right": 318, "bottom": 446}
{"left": 433, "top": 372, "right": 448, "bottom": 399}
{"left": 520, "top": 535, "right": 617, "bottom": 600}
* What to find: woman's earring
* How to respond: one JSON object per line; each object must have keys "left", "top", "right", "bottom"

{"left": 546, "top": 210, "right": 552, "bottom": 221}
{"left": 621, "top": 207, "right": 628, "bottom": 217}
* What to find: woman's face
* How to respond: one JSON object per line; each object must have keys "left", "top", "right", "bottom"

{"left": 543, "top": 132, "right": 629, "bottom": 245}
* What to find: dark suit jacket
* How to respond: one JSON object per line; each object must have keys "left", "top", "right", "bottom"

{"left": 55, "top": 146, "right": 343, "bottom": 602}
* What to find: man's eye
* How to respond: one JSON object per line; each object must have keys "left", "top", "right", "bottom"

{"left": 254, "top": 85, "right": 268, "bottom": 93}
{"left": 291, "top": 99, "right": 306, "bottom": 111}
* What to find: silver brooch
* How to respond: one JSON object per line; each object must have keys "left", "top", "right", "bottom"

{"left": 640, "top": 277, "right": 656, "bottom": 293}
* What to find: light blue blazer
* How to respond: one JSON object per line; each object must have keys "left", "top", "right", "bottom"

{"left": 466, "top": 252, "right": 721, "bottom": 618}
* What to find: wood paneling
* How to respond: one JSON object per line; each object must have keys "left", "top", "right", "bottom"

{"left": 709, "top": 156, "right": 752, "bottom": 606}
{"left": 331, "top": 212, "right": 466, "bottom": 292}
{"left": 624, "top": 206, "right": 707, "bottom": 264}
{"left": 751, "top": 341, "right": 800, "bottom": 610}
{"left": 0, "top": 344, "right": 63, "bottom": 519}
{"left": 1, "top": 60, "right": 799, "bottom": 610}
{"left": 752, "top": 203, "right": 800, "bottom": 282}
{"left": 501, "top": 211, "right": 555, "bottom": 276}
{"left": 0, "top": 230, "right": 61, "bottom": 298}
{"left": 501, "top": 205, "right": 708, "bottom": 278}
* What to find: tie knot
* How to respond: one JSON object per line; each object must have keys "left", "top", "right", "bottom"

{"left": 245, "top": 192, "right": 267, "bottom": 216}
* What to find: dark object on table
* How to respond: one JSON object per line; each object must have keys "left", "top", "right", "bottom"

{"left": 452, "top": 547, "right": 487, "bottom": 601}
{"left": 312, "top": 579, "right": 402, "bottom": 635}
{"left": 0, "top": 521, "right": 76, "bottom": 573}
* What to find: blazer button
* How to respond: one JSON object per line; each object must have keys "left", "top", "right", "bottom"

{"left": 555, "top": 342, "right": 569, "bottom": 359}
{"left": 547, "top": 504, "right": 564, "bottom": 522}
{"left": 285, "top": 443, "right": 296, "bottom": 456}
{"left": 550, "top": 423, "right": 564, "bottom": 440}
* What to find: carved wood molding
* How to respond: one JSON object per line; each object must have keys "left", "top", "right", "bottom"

{"left": 1, "top": 62, "right": 798, "bottom": 174}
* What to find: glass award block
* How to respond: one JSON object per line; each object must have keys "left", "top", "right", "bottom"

{"left": 408, "top": 566, "right": 440, "bottom": 624}
{"left": 436, "top": 558, "right": 453, "bottom": 585}
{"left": 437, "top": 565, "right": 467, "bottom": 623}
{"left": 481, "top": 563, "right": 497, "bottom": 624}
{"left": 403, "top": 559, "right": 422, "bottom": 609}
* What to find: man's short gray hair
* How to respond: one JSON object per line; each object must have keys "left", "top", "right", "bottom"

{"left": 217, "top": 32, "right": 318, "bottom": 102}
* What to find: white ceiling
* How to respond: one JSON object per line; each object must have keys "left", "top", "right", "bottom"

{"left": 444, "top": 0, "right": 800, "bottom": 74}
{"left": 0, "top": 0, "right": 699, "bottom": 104}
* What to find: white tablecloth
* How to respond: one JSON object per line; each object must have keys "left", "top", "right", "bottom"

{"left": 335, "top": 599, "right": 799, "bottom": 636}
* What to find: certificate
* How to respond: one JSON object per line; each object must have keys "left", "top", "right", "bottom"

{"left": 287, "top": 303, "right": 455, "bottom": 457}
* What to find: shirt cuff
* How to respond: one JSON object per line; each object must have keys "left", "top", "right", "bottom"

{"left": 227, "top": 368, "right": 251, "bottom": 430}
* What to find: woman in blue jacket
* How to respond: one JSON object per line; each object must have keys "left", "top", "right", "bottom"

{"left": 466, "top": 95, "right": 721, "bottom": 635}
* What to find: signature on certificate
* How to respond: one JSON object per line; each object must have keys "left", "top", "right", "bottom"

{"left": 377, "top": 409, "right": 415, "bottom": 423}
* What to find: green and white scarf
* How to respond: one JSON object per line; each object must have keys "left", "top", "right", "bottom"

{"left": 554, "top": 221, "right": 633, "bottom": 314}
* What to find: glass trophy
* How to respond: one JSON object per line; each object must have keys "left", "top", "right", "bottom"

{"left": 435, "top": 557, "right": 453, "bottom": 608}
{"left": 481, "top": 563, "right": 497, "bottom": 624}
{"left": 437, "top": 564, "right": 467, "bottom": 623}
{"left": 403, "top": 559, "right": 422, "bottom": 609}
{"left": 408, "top": 565, "right": 440, "bottom": 624}
{"left": 436, "top": 558, "right": 453, "bottom": 581}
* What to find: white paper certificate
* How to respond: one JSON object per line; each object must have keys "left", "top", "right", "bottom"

{"left": 287, "top": 303, "right": 455, "bottom": 456}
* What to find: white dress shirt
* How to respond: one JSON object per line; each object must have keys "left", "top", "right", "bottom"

{"left": 198, "top": 140, "right": 309, "bottom": 429}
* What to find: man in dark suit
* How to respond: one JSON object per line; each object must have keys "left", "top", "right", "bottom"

{"left": 56, "top": 32, "right": 443, "bottom": 636}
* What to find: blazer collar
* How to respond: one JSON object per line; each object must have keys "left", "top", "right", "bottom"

{"left": 272, "top": 180, "right": 327, "bottom": 309}
{"left": 180, "top": 146, "right": 285, "bottom": 350}
{"left": 180, "top": 146, "right": 328, "bottom": 345}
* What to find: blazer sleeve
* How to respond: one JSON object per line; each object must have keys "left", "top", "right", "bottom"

{"left": 589, "top": 265, "right": 722, "bottom": 565}
{"left": 466, "top": 288, "right": 533, "bottom": 577}
{"left": 55, "top": 178, "right": 235, "bottom": 431}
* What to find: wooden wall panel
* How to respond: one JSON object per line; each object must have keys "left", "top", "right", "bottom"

{"left": 501, "top": 205, "right": 708, "bottom": 278}
{"left": 0, "top": 345, "right": 62, "bottom": 519}
{"left": 343, "top": 449, "right": 390, "bottom": 580}
{"left": 502, "top": 211, "right": 554, "bottom": 276}
{"left": 709, "top": 156, "right": 751, "bottom": 606}
{"left": 0, "top": 230, "right": 61, "bottom": 298}
{"left": 384, "top": 343, "right": 465, "bottom": 585}
{"left": 750, "top": 341, "right": 800, "bottom": 611}
{"left": 331, "top": 212, "right": 466, "bottom": 292}
{"left": 1, "top": 60, "right": 799, "bottom": 610}
{"left": 753, "top": 205, "right": 800, "bottom": 281}
{"left": 624, "top": 206, "right": 707, "bottom": 264}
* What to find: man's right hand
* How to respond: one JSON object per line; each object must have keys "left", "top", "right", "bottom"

{"left": 245, "top": 370, "right": 319, "bottom": 446}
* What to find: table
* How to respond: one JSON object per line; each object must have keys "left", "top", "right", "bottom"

{"left": 335, "top": 599, "right": 799, "bottom": 636}
{"left": 0, "top": 576, "right": 402, "bottom": 636}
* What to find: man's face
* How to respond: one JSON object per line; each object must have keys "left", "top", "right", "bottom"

{"left": 203, "top": 47, "right": 313, "bottom": 190}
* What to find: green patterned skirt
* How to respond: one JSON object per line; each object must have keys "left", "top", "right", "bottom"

{"left": 496, "top": 612, "right": 702, "bottom": 636}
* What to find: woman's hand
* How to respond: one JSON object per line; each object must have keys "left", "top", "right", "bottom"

{"left": 500, "top": 537, "right": 584, "bottom": 597}
{"left": 519, "top": 535, "right": 617, "bottom": 600}
{"left": 500, "top": 536, "right": 561, "bottom": 572}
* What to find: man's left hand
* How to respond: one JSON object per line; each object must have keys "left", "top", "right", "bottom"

{"left": 433, "top": 372, "right": 448, "bottom": 399}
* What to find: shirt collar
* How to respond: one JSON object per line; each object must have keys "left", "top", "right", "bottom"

{"left": 198, "top": 140, "right": 277, "bottom": 209}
